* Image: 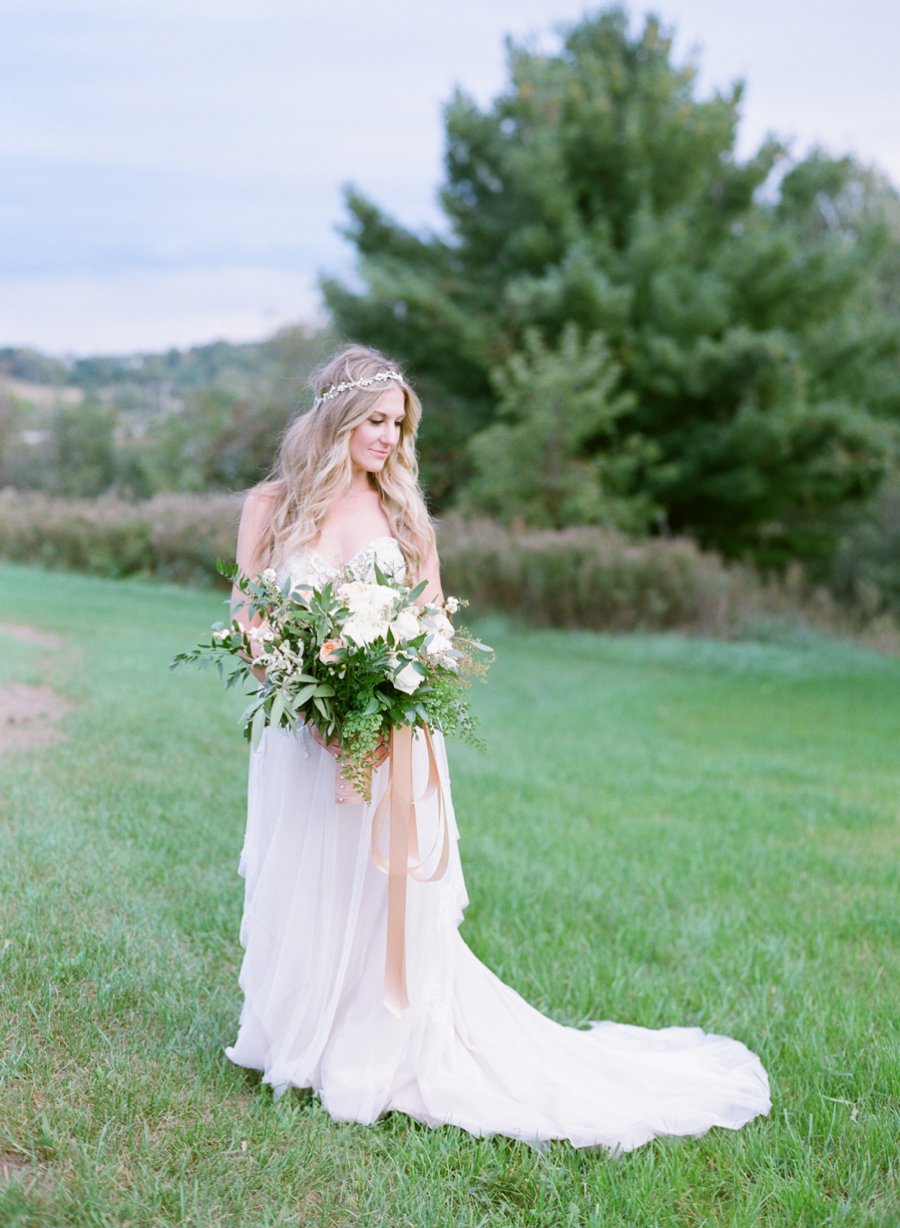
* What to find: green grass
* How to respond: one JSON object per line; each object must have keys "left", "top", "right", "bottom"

{"left": 0, "top": 560, "right": 897, "bottom": 1227}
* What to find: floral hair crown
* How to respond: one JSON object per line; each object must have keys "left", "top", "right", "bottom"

{"left": 314, "top": 369, "right": 404, "bottom": 407}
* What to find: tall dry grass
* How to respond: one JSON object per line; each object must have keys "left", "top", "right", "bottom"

{"left": 1, "top": 490, "right": 895, "bottom": 644}
{"left": 0, "top": 489, "right": 241, "bottom": 587}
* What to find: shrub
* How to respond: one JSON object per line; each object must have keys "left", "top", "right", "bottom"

{"left": 437, "top": 516, "right": 750, "bottom": 634}
{"left": 0, "top": 490, "right": 240, "bottom": 587}
{"left": 1, "top": 491, "right": 894, "bottom": 644}
{"left": 830, "top": 479, "right": 900, "bottom": 618}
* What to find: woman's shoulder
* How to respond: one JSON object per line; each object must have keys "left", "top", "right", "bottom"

{"left": 241, "top": 481, "right": 283, "bottom": 522}
{"left": 245, "top": 480, "right": 283, "bottom": 507}
{"left": 236, "top": 483, "right": 283, "bottom": 565}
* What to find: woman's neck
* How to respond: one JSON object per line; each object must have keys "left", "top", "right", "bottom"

{"left": 347, "top": 470, "right": 377, "bottom": 496}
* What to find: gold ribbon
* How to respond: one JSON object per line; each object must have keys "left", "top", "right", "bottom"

{"left": 370, "top": 726, "right": 450, "bottom": 1016}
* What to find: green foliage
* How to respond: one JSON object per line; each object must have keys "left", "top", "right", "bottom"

{"left": 1, "top": 564, "right": 899, "bottom": 1225}
{"left": 45, "top": 401, "right": 118, "bottom": 497}
{"left": 0, "top": 325, "right": 335, "bottom": 500}
{"left": 462, "top": 323, "right": 656, "bottom": 530}
{"left": 324, "top": 7, "right": 900, "bottom": 564}
{"left": 830, "top": 477, "right": 900, "bottom": 616}
{"left": 0, "top": 390, "right": 27, "bottom": 487}
{"left": 138, "top": 387, "right": 293, "bottom": 494}
{"left": 0, "top": 345, "right": 69, "bottom": 384}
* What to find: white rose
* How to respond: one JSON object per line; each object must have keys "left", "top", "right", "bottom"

{"left": 343, "top": 614, "right": 389, "bottom": 648}
{"left": 364, "top": 584, "right": 399, "bottom": 615}
{"left": 432, "top": 612, "right": 455, "bottom": 639}
{"left": 337, "top": 580, "right": 369, "bottom": 608}
{"left": 390, "top": 607, "right": 421, "bottom": 642}
{"left": 425, "top": 632, "right": 454, "bottom": 658}
{"left": 394, "top": 662, "right": 423, "bottom": 694}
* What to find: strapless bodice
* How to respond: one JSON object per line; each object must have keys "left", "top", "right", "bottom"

{"left": 278, "top": 535, "right": 406, "bottom": 589}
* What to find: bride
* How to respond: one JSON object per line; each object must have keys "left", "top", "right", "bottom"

{"left": 224, "top": 343, "right": 770, "bottom": 1151}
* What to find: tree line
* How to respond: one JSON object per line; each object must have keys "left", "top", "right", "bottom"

{"left": 324, "top": 8, "right": 900, "bottom": 570}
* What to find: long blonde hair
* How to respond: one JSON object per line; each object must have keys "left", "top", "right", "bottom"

{"left": 256, "top": 344, "right": 435, "bottom": 572}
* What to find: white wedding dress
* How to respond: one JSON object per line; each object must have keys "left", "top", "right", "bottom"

{"left": 225, "top": 538, "right": 770, "bottom": 1151}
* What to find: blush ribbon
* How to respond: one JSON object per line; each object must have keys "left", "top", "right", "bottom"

{"left": 370, "top": 726, "right": 450, "bottom": 1016}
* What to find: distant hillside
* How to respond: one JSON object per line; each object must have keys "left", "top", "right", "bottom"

{"left": 0, "top": 325, "right": 334, "bottom": 419}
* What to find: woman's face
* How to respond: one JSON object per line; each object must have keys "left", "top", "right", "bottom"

{"left": 348, "top": 385, "right": 406, "bottom": 475}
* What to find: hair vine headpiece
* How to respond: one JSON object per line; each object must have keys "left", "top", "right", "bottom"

{"left": 314, "top": 369, "right": 404, "bottom": 407}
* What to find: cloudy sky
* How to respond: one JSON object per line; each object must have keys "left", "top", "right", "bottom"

{"left": 2, "top": 0, "right": 898, "bottom": 355}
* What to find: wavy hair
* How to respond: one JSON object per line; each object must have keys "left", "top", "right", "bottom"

{"left": 255, "top": 344, "right": 435, "bottom": 573}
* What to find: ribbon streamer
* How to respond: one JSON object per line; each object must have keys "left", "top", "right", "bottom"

{"left": 370, "top": 726, "right": 450, "bottom": 1016}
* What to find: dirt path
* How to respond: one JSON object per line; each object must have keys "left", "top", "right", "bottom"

{"left": 0, "top": 623, "right": 73, "bottom": 753}
{"left": 0, "top": 623, "right": 64, "bottom": 650}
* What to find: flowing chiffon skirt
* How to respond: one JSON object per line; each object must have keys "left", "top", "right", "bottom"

{"left": 225, "top": 725, "right": 770, "bottom": 1152}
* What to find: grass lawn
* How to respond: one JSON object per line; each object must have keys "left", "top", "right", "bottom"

{"left": 0, "top": 560, "right": 897, "bottom": 1227}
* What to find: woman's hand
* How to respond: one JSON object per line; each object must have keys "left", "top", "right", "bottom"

{"left": 306, "top": 723, "right": 342, "bottom": 759}
{"left": 307, "top": 723, "right": 390, "bottom": 768}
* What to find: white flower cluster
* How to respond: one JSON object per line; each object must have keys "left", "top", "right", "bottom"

{"left": 256, "top": 638, "right": 303, "bottom": 678}
{"left": 328, "top": 579, "right": 460, "bottom": 694}
{"left": 420, "top": 608, "right": 456, "bottom": 670}
{"left": 248, "top": 624, "right": 275, "bottom": 646}
{"left": 337, "top": 580, "right": 412, "bottom": 649}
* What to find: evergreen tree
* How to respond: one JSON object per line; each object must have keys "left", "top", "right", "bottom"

{"left": 324, "top": 7, "right": 899, "bottom": 564}
{"left": 462, "top": 323, "right": 655, "bottom": 530}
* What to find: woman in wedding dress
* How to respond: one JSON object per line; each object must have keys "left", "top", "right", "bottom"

{"left": 224, "top": 343, "right": 770, "bottom": 1152}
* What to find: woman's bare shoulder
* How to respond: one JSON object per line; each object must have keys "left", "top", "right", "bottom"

{"left": 246, "top": 480, "right": 282, "bottom": 506}
{"left": 241, "top": 481, "right": 282, "bottom": 520}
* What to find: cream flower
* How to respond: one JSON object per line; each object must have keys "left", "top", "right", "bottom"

{"left": 343, "top": 614, "right": 389, "bottom": 648}
{"left": 394, "top": 662, "right": 423, "bottom": 694}
{"left": 431, "top": 611, "right": 455, "bottom": 639}
{"left": 390, "top": 606, "right": 421, "bottom": 642}
{"left": 425, "top": 632, "right": 455, "bottom": 658}
{"left": 337, "top": 580, "right": 369, "bottom": 606}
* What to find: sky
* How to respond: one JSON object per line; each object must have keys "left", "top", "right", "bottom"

{"left": 2, "top": 0, "right": 898, "bottom": 356}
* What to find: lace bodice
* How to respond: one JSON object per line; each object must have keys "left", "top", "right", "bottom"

{"left": 279, "top": 535, "right": 406, "bottom": 589}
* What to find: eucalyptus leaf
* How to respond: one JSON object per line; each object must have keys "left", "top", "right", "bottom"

{"left": 250, "top": 704, "right": 266, "bottom": 750}
{"left": 293, "top": 683, "right": 318, "bottom": 708}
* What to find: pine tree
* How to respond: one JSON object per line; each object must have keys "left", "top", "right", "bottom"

{"left": 324, "top": 7, "right": 899, "bottom": 564}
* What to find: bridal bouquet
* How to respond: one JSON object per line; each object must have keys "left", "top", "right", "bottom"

{"left": 172, "top": 562, "right": 492, "bottom": 800}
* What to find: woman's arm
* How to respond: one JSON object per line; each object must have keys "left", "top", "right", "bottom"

{"left": 232, "top": 489, "right": 275, "bottom": 682}
{"left": 417, "top": 541, "right": 444, "bottom": 607}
